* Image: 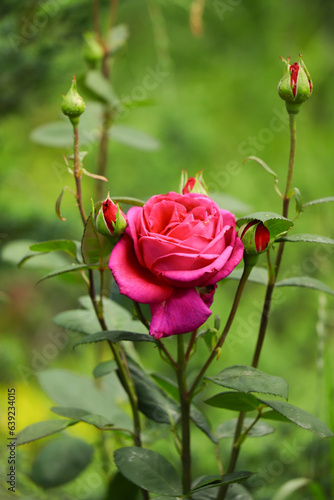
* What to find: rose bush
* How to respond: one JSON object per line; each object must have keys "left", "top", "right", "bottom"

{"left": 109, "top": 192, "right": 244, "bottom": 339}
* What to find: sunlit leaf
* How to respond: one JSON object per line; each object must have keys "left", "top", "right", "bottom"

{"left": 205, "top": 392, "right": 260, "bottom": 412}
{"left": 16, "top": 420, "right": 75, "bottom": 445}
{"left": 114, "top": 447, "right": 182, "bottom": 496}
{"left": 303, "top": 196, "right": 334, "bottom": 207}
{"left": 276, "top": 277, "right": 334, "bottom": 296}
{"left": 30, "top": 240, "right": 81, "bottom": 261}
{"left": 278, "top": 233, "right": 334, "bottom": 245}
{"left": 206, "top": 365, "right": 288, "bottom": 399}
{"left": 73, "top": 330, "right": 156, "bottom": 349}
{"left": 216, "top": 418, "right": 275, "bottom": 439}
{"left": 272, "top": 478, "right": 311, "bottom": 500}
{"left": 259, "top": 400, "right": 334, "bottom": 438}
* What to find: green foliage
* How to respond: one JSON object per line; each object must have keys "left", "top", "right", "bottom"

{"left": 30, "top": 437, "right": 94, "bottom": 488}
{"left": 73, "top": 330, "right": 156, "bottom": 349}
{"left": 216, "top": 418, "right": 275, "bottom": 439}
{"left": 206, "top": 365, "right": 289, "bottom": 399}
{"left": 114, "top": 447, "right": 183, "bottom": 496}
{"left": 16, "top": 419, "right": 75, "bottom": 445}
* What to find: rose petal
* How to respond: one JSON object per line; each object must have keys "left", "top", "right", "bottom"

{"left": 109, "top": 234, "right": 173, "bottom": 304}
{"left": 204, "top": 237, "right": 244, "bottom": 285}
{"left": 150, "top": 288, "right": 212, "bottom": 338}
{"left": 152, "top": 244, "right": 235, "bottom": 287}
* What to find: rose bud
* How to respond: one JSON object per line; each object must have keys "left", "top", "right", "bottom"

{"left": 180, "top": 170, "right": 209, "bottom": 195}
{"left": 278, "top": 55, "right": 313, "bottom": 114}
{"left": 239, "top": 220, "right": 270, "bottom": 255}
{"left": 95, "top": 195, "right": 127, "bottom": 238}
{"left": 83, "top": 32, "right": 104, "bottom": 68}
{"left": 61, "top": 77, "right": 86, "bottom": 126}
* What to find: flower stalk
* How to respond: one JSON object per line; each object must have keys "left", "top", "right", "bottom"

{"left": 218, "top": 89, "right": 299, "bottom": 500}
{"left": 176, "top": 335, "right": 191, "bottom": 494}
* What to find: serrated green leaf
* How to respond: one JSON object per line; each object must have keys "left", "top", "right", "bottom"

{"left": 303, "top": 196, "right": 334, "bottom": 207}
{"left": 276, "top": 277, "right": 334, "bottom": 296}
{"left": 74, "top": 330, "right": 155, "bottom": 349}
{"left": 244, "top": 156, "right": 278, "bottom": 180}
{"left": 260, "top": 410, "right": 290, "bottom": 422}
{"left": 93, "top": 360, "right": 117, "bottom": 378}
{"left": 259, "top": 400, "right": 334, "bottom": 438}
{"left": 216, "top": 418, "right": 275, "bottom": 439}
{"left": 190, "top": 405, "right": 218, "bottom": 444}
{"left": 226, "top": 267, "right": 268, "bottom": 285}
{"left": 128, "top": 359, "right": 180, "bottom": 424}
{"left": 30, "top": 437, "right": 94, "bottom": 488}
{"left": 16, "top": 420, "right": 75, "bottom": 445}
{"left": 237, "top": 212, "right": 293, "bottom": 243}
{"left": 34, "top": 240, "right": 80, "bottom": 261}
{"left": 111, "top": 125, "right": 160, "bottom": 151}
{"left": 205, "top": 392, "right": 260, "bottom": 412}
{"left": 278, "top": 233, "right": 334, "bottom": 245}
{"left": 189, "top": 472, "right": 253, "bottom": 495}
{"left": 30, "top": 240, "right": 81, "bottom": 260}
{"left": 114, "top": 447, "right": 182, "bottom": 496}
{"left": 51, "top": 406, "right": 113, "bottom": 429}
{"left": 206, "top": 365, "right": 288, "bottom": 399}
{"left": 37, "top": 263, "right": 96, "bottom": 284}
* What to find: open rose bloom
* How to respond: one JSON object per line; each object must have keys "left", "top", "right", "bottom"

{"left": 109, "top": 192, "right": 244, "bottom": 339}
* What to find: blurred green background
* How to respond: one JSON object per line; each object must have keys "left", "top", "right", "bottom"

{"left": 1, "top": 0, "right": 334, "bottom": 499}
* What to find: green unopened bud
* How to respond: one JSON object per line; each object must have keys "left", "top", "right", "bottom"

{"left": 180, "top": 170, "right": 209, "bottom": 195}
{"left": 95, "top": 194, "right": 127, "bottom": 239}
{"left": 61, "top": 77, "right": 86, "bottom": 126}
{"left": 83, "top": 33, "right": 104, "bottom": 67}
{"left": 278, "top": 54, "right": 313, "bottom": 114}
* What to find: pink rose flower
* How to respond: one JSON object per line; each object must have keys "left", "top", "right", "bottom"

{"left": 109, "top": 192, "right": 244, "bottom": 339}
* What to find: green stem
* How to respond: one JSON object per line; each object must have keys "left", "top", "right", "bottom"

{"left": 188, "top": 264, "right": 252, "bottom": 401}
{"left": 73, "top": 125, "right": 87, "bottom": 225}
{"left": 176, "top": 335, "right": 191, "bottom": 495}
{"left": 217, "top": 112, "right": 297, "bottom": 500}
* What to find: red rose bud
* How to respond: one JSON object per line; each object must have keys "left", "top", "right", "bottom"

{"left": 239, "top": 220, "right": 270, "bottom": 255}
{"left": 95, "top": 196, "right": 127, "bottom": 238}
{"left": 180, "top": 170, "right": 209, "bottom": 195}
{"left": 61, "top": 77, "right": 86, "bottom": 127}
{"left": 278, "top": 55, "right": 313, "bottom": 114}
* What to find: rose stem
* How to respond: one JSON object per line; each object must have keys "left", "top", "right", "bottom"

{"left": 72, "top": 120, "right": 145, "bottom": 466}
{"left": 73, "top": 124, "right": 87, "bottom": 225}
{"left": 95, "top": 0, "right": 118, "bottom": 202}
{"left": 176, "top": 334, "right": 191, "bottom": 494}
{"left": 134, "top": 301, "right": 177, "bottom": 367}
{"left": 217, "top": 113, "right": 297, "bottom": 500}
{"left": 187, "top": 264, "right": 252, "bottom": 401}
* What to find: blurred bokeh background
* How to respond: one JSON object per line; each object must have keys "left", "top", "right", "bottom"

{"left": 1, "top": 0, "right": 334, "bottom": 499}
